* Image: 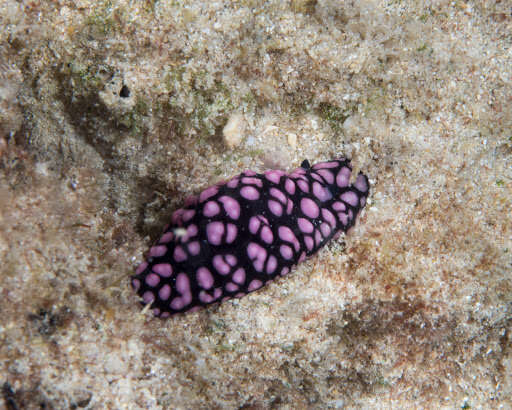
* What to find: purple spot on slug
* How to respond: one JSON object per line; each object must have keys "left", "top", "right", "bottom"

{"left": 199, "top": 186, "right": 219, "bottom": 202}
{"left": 355, "top": 173, "right": 369, "bottom": 192}
{"left": 145, "top": 273, "right": 160, "bottom": 287}
{"left": 204, "top": 201, "right": 220, "bottom": 217}
{"left": 248, "top": 279, "right": 263, "bottom": 292}
{"left": 336, "top": 167, "right": 351, "bottom": 188}
{"left": 232, "top": 268, "right": 246, "bottom": 284}
{"left": 265, "top": 169, "right": 284, "bottom": 184}
{"left": 152, "top": 263, "right": 173, "bottom": 277}
{"left": 240, "top": 186, "right": 260, "bottom": 200}
{"left": 206, "top": 221, "right": 225, "bottom": 245}
{"left": 341, "top": 191, "right": 359, "bottom": 207}
{"left": 188, "top": 241, "right": 200, "bottom": 256}
{"left": 159, "top": 284, "right": 171, "bottom": 300}
{"left": 285, "top": 178, "right": 296, "bottom": 195}
{"left": 197, "top": 267, "right": 214, "bottom": 289}
{"left": 135, "top": 262, "right": 148, "bottom": 275}
{"left": 219, "top": 195, "right": 241, "bottom": 220}
{"left": 268, "top": 200, "right": 283, "bottom": 216}
{"left": 300, "top": 198, "right": 319, "bottom": 219}
{"left": 149, "top": 245, "right": 166, "bottom": 258}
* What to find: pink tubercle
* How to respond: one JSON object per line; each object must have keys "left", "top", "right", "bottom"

{"left": 188, "top": 241, "right": 201, "bottom": 255}
{"left": 135, "top": 261, "right": 148, "bottom": 275}
{"left": 320, "top": 222, "right": 331, "bottom": 238}
{"left": 297, "top": 179, "right": 309, "bottom": 193}
{"left": 337, "top": 212, "right": 348, "bottom": 226}
{"left": 305, "top": 235, "right": 314, "bottom": 251}
{"left": 187, "top": 224, "right": 198, "bottom": 237}
{"left": 322, "top": 209, "right": 336, "bottom": 228}
{"left": 266, "top": 255, "right": 277, "bottom": 274}
{"left": 280, "top": 244, "right": 293, "bottom": 260}
{"left": 336, "top": 167, "right": 351, "bottom": 188}
{"left": 225, "top": 254, "right": 237, "bottom": 266}
{"left": 226, "top": 223, "right": 237, "bottom": 243}
{"left": 311, "top": 173, "right": 324, "bottom": 183}
{"left": 268, "top": 200, "right": 283, "bottom": 216}
{"left": 264, "top": 169, "right": 284, "bottom": 184}
{"left": 145, "top": 273, "right": 160, "bottom": 287}
{"left": 206, "top": 221, "right": 225, "bottom": 245}
{"left": 159, "top": 284, "right": 171, "bottom": 300}
{"left": 332, "top": 201, "right": 346, "bottom": 212}
{"left": 240, "top": 186, "right": 260, "bottom": 200}
{"left": 219, "top": 195, "right": 241, "bottom": 220}
{"left": 278, "top": 225, "right": 296, "bottom": 243}
{"left": 249, "top": 215, "right": 261, "bottom": 234}
{"left": 149, "top": 245, "right": 167, "bottom": 258}
{"left": 248, "top": 279, "right": 263, "bottom": 292}
{"left": 182, "top": 209, "right": 195, "bottom": 222}
{"left": 176, "top": 273, "right": 190, "bottom": 294}
{"left": 247, "top": 242, "right": 267, "bottom": 272}
{"left": 253, "top": 257, "right": 264, "bottom": 272}
{"left": 226, "top": 177, "right": 239, "bottom": 188}
{"left": 232, "top": 268, "right": 246, "bottom": 284}
{"left": 173, "top": 246, "right": 187, "bottom": 262}
{"left": 270, "top": 187, "right": 287, "bottom": 203}
{"left": 170, "top": 297, "right": 186, "bottom": 310}
{"left": 132, "top": 278, "right": 141, "bottom": 291}
{"left": 290, "top": 167, "right": 306, "bottom": 177}
{"left": 199, "top": 185, "right": 219, "bottom": 203}
{"left": 312, "top": 182, "right": 332, "bottom": 202}
{"left": 242, "top": 176, "right": 263, "bottom": 187}
{"left": 199, "top": 291, "right": 214, "bottom": 304}
{"left": 300, "top": 198, "right": 320, "bottom": 219}
{"left": 142, "top": 291, "right": 155, "bottom": 304}
{"left": 313, "top": 160, "right": 340, "bottom": 169}
{"left": 260, "top": 225, "right": 274, "bottom": 244}
{"left": 315, "top": 229, "right": 322, "bottom": 247}
{"left": 285, "top": 178, "right": 296, "bottom": 195}
{"left": 171, "top": 209, "right": 184, "bottom": 225}
{"left": 184, "top": 194, "right": 198, "bottom": 207}
{"left": 225, "top": 282, "right": 239, "bottom": 292}
{"left": 159, "top": 232, "right": 174, "bottom": 244}
{"left": 247, "top": 242, "right": 265, "bottom": 259}
{"left": 213, "top": 254, "right": 231, "bottom": 275}
{"left": 286, "top": 198, "right": 293, "bottom": 215}
{"left": 340, "top": 191, "right": 358, "bottom": 207}
{"left": 354, "top": 173, "right": 369, "bottom": 193}
{"left": 197, "top": 267, "right": 214, "bottom": 289}
{"left": 152, "top": 263, "right": 173, "bottom": 277}
{"left": 298, "top": 217, "right": 314, "bottom": 234}
{"left": 203, "top": 201, "right": 220, "bottom": 217}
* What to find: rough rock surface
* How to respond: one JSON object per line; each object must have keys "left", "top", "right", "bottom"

{"left": 0, "top": 0, "right": 510, "bottom": 408}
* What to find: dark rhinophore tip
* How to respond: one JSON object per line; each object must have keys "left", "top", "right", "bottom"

{"left": 301, "top": 159, "right": 311, "bottom": 169}
{"left": 119, "top": 85, "right": 130, "bottom": 98}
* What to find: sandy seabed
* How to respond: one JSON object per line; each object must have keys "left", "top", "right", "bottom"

{"left": 0, "top": 1, "right": 510, "bottom": 408}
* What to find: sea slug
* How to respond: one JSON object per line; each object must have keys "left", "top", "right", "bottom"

{"left": 132, "top": 158, "right": 369, "bottom": 317}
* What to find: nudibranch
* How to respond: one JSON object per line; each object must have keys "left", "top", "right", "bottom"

{"left": 132, "top": 158, "right": 369, "bottom": 317}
